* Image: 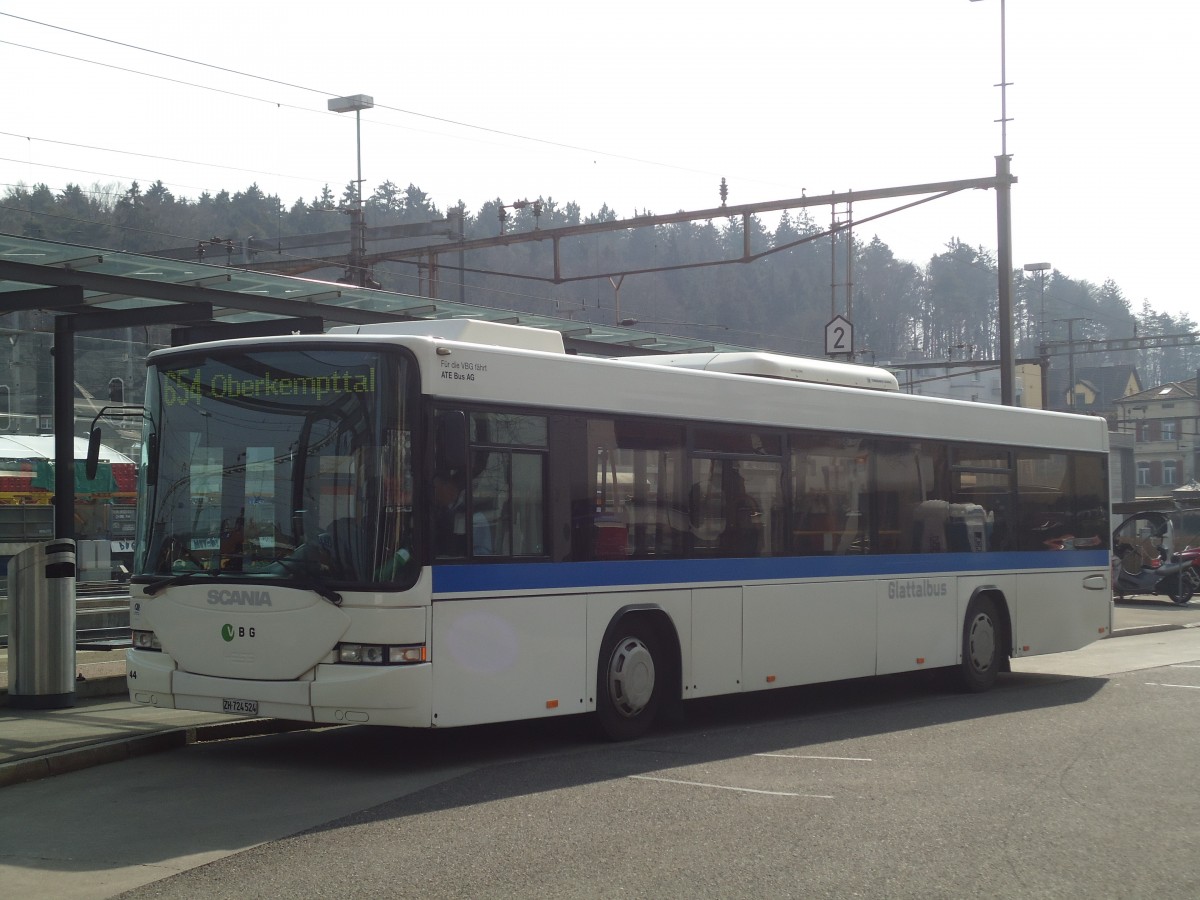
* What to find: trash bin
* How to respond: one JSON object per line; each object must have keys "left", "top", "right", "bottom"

{"left": 8, "top": 538, "right": 77, "bottom": 709}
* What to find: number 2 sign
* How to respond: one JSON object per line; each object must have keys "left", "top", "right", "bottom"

{"left": 825, "top": 315, "right": 854, "bottom": 357}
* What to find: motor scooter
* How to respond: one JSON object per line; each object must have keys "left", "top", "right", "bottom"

{"left": 1112, "top": 510, "right": 1200, "bottom": 605}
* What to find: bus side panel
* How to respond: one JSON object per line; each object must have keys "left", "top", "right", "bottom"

{"left": 1013, "top": 569, "right": 1111, "bottom": 657}
{"left": 875, "top": 577, "right": 958, "bottom": 675}
{"left": 742, "top": 582, "right": 876, "bottom": 689}
{"left": 430, "top": 593, "right": 587, "bottom": 727}
{"left": 690, "top": 586, "right": 743, "bottom": 698}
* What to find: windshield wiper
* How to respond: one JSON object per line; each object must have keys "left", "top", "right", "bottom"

{"left": 253, "top": 554, "right": 343, "bottom": 606}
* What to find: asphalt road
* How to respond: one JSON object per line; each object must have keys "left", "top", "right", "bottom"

{"left": 5, "top": 627, "right": 1200, "bottom": 900}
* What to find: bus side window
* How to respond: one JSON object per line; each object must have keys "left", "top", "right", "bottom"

{"left": 434, "top": 410, "right": 469, "bottom": 474}
{"left": 790, "top": 438, "right": 869, "bottom": 556}
{"left": 509, "top": 451, "right": 544, "bottom": 555}
{"left": 593, "top": 445, "right": 628, "bottom": 559}
{"left": 462, "top": 412, "right": 548, "bottom": 559}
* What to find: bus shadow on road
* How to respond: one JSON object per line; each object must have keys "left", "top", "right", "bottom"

{"left": 238, "top": 666, "right": 1107, "bottom": 834}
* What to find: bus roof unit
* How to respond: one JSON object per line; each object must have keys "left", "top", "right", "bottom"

{"left": 330, "top": 319, "right": 566, "bottom": 354}
{"left": 625, "top": 351, "right": 900, "bottom": 391}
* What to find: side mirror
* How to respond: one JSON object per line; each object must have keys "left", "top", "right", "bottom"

{"left": 85, "top": 428, "right": 102, "bottom": 480}
{"left": 85, "top": 404, "right": 147, "bottom": 480}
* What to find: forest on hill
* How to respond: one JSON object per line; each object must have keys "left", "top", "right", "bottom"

{"left": 3, "top": 176, "right": 1197, "bottom": 388}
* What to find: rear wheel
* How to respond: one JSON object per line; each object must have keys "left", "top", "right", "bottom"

{"left": 957, "top": 595, "right": 1002, "bottom": 692}
{"left": 596, "top": 621, "right": 662, "bottom": 741}
{"left": 1169, "top": 568, "right": 1199, "bottom": 606}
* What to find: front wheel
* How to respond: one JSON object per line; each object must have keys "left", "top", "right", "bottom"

{"left": 956, "top": 595, "right": 1002, "bottom": 693}
{"left": 596, "top": 621, "right": 662, "bottom": 741}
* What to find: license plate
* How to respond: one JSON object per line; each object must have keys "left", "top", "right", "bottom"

{"left": 222, "top": 698, "right": 259, "bottom": 715}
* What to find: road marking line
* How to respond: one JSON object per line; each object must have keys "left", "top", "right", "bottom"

{"left": 1145, "top": 682, "right": 1200, "bottom": 690}
{"left": 756, "top": 753, "right": 872, "bottom": 762}
{"left": 1168, "top": 664, "right": 1200, "bottom": 668}
{"left": 630, "top": 775, "right": 833, "bottom": 799}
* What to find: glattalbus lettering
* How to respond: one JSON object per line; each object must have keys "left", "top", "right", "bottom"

{"left": 207, "top": 589, "right": 273, "bottom": 606}
{"left": 887, "top": 579, "right": 949, "bottom": 599}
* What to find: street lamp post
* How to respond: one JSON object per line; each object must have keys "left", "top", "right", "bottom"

{"left": 327, "top": 93, "right": 375, "bottom": 287}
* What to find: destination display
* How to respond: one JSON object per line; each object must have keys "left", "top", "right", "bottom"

{"left": 163, "top": 366, "right": 377, "bottom": 405}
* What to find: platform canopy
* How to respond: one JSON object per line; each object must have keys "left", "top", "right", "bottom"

{"left": 0, "top": 232, "right": 748, "bottom": 356}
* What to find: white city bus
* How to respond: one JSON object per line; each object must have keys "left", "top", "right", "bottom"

{"left": 124, "top": 320, "right": 1111, "bottom": 739}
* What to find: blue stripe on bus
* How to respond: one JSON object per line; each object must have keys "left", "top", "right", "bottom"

{"left": 431, "top": 550, "right": 1110, "bottom": 594}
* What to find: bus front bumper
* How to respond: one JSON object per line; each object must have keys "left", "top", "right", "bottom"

{"left": 126, "top": 648, "right": 433, "bottom": 727}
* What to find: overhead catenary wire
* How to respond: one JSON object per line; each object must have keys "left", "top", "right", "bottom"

{"left": 0, "top": 13, "right": 728, "bottom": 185}
{"left": 0, "top": 11, "right": 1185, "bottom": 362}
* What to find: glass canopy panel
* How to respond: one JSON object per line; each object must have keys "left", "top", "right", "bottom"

{"left": 0, "top": 232, "right": 750, "bottom": 354}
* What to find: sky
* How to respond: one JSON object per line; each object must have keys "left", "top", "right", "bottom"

{"left": 1, "top": 0, "right": 1196, "bottom": 324}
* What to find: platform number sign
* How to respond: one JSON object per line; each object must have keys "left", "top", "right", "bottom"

{"left": 825, "top": 315, "right": 854, "bottom": 357}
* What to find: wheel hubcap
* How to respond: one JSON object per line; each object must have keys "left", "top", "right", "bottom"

{"left": 968, "top": 613, "right": 995, "bottom": 673}
{"left": 608, "top": 637, "right": 655, "bottom": 717}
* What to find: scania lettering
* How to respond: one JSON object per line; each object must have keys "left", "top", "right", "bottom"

{"left": 207, "top": 590, "right": 273, "bottom": 606}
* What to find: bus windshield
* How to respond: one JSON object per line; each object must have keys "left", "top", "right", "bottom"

{"left": 134, "top": 346, "right": 415, "bottom": 588}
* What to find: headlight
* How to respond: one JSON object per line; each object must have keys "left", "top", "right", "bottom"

{"left": 336, "top": 643, "right": 427, "bottom": 665}
{"left": 131, "top": 629, "right": 162, "bottom": 651}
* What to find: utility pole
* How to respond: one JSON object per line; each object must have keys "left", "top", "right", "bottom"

{"left": 995, "top": 155, "right": 1016, "bottom": 406}
{"left": 1024, "top": 263, "right": 1051, "bottom": 410}
{"left": 1055, "top": 317, "right": 1091, "bottom": 409}
{"left": 971, "top": 0, "right": 1016, "bottom": 405}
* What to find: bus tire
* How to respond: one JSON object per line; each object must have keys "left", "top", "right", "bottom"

{"left": 957, "top": 595, "right": 1001, "bottom": 693}
{"left": 597, "top": 620, "right": 662, "bottom": 741}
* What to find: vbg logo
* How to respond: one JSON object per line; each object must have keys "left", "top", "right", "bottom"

{"left": 221, "top": 624, "right": 256, "bottom": 642}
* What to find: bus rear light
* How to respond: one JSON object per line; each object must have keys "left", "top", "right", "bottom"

{"left": 131, "top": 630, "right": 162, "bottom": 651}
{"left": 336, "top": 643, "right": 426, "bottom": 665}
